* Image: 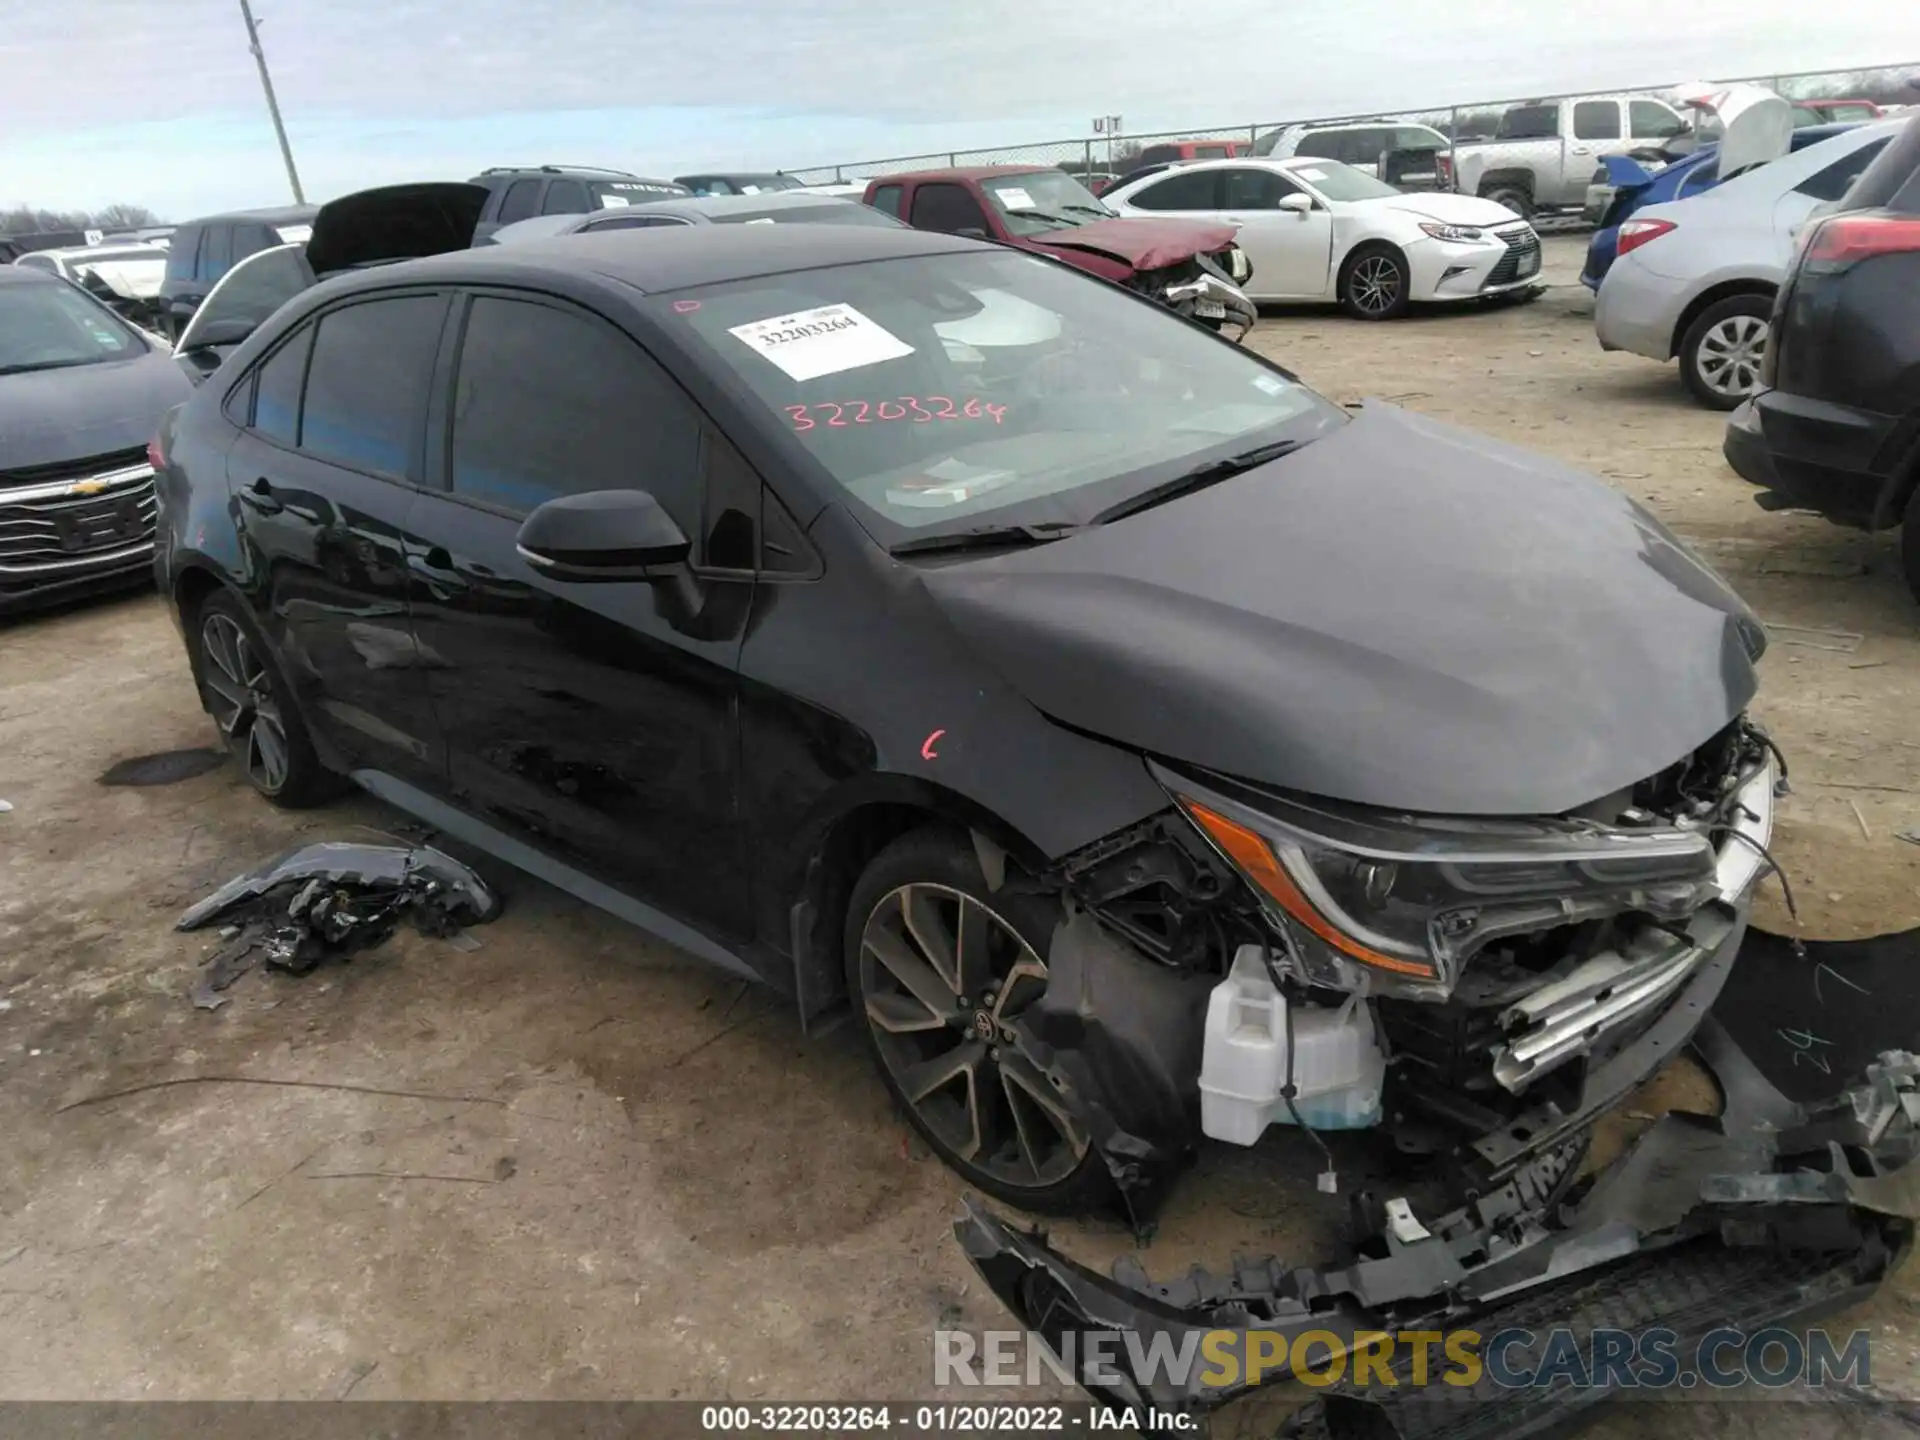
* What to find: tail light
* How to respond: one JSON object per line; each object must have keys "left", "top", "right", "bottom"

{"left": 1616, "top": 218, "right": 1676, "bottom": 257}
{"left": 1804, "top": 214, "right": 1920, "bottom": 269}
{"left": 146, "top": 436, "right": 166, "bottom": 472}
{"left": 1436, "top": 153, "right": 1455, "bottom": 189}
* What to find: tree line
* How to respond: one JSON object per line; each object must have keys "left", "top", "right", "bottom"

{"left": 1, "top": 203, "right": 163, "bottom": 236}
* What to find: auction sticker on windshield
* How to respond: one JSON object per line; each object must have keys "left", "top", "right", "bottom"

{"left": 729, "top": 303, "right": 913, "bottom": 382}
{"left": 995, "top": 187, "right": 1036, "bottom": 210}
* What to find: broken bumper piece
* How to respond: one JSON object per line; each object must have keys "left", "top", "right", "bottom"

{"left": 954, "top": 1032, "right": 1918, "bottom": 1438}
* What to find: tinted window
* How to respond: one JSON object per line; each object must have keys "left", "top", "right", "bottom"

{"left": 1501, "top": 105, "right": 1559, "bottom": 140}
{"left": 1128, "top": 170, "right": 1219, "bottom": 210}
{"left": 870, "top": 184, "right": 904, "bottom": 218}
{"left": 1193, "top": 144, "right": 1232, "bottom": 160}
{"left": 1294, "top": 132, "right": 1342, "bottom": 159}
{"left": 448, "top": 296, "right": 702, "bottom": 525}
{"left": 251, "top": 325, "right": 312, "bottom": 446}
{"left": 1220, "top": 167, "right": 1296, "bottom": 209}
{"left": 1574, "top": 101, "right": 1621, "bottom": 141}
{"left": 1796, "top": 137, "right": 1892, "bottom": 202}
{"left": 1354, "top": 129, "right": 1394, "bottom": 163}
{"left": 298, "top": 296, "right": 444, "bottom": 479}
{"left": 1138, "top": 145, "right": 1179, "bottom": 166}
{"left": 1396, "top": 127, "right": 1445, "bottom": 150}
{"left": 909, "top": 183, "right": 990, "bottom": 234}
{"left": 230, "top": 222, "right": 276, "bottom": 264}
{"left": 543, "top": 180, "right": 590, "bottom": 215}
{"left": 497, "top": 179, "right": 541, "bottom": 224}
{"left": 1630, "top": 101, "right": 1684, "bottom": 139}
{"left": 200, "top": 225, "right": 234, "bottom": 281}
{"left": 165, "top": 226, "right": 202, "bottom": 281}
{"left": 1678, "top": 161, "right": 1721, "bottom": 197}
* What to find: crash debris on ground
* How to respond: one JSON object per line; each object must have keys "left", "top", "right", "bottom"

{"left": 178, "top": 842, "right": 501, "bottom": 1010}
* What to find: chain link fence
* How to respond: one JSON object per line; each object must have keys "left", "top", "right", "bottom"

{"left": 781, "top": 61, "right": 1917, "bottom": 187}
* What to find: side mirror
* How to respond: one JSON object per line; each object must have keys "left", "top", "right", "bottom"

{"left": 515, "top": 490, "right": 691, "bottom": 583}
{"left": 1279, "top": 193, "right": 1314, "bottom": 215}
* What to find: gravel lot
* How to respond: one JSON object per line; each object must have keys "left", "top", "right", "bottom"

{"left": 1, "top": 235, "right": 1915, "bottom": 1429}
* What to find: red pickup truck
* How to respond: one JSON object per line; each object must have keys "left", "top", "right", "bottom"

{"left": 862, "top": 165, "right": 1255, "bottom": 336}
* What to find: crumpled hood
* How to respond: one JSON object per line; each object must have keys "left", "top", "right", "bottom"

{"left": 0, "top": 347, "right": 192, "bottom": 472}
{"left": 1032, "top": 216, "right": 1239, "bottom": 270}
{"left": 1379, "top": 191, "right": 1526, "bottom": 228}
{"left": 74, "top": 258, "right": 166, "bottom": 299}
{"left": 919, "top": 405, "right": 1762, "bottom": 816}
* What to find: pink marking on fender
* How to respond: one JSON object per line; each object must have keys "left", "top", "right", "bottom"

{"left": 920, "top": 728, "right": 946, "bottom": 761}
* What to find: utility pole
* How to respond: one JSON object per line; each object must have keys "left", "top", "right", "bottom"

{"left": 238, "top": 0, "right": 305, "bottom": 203}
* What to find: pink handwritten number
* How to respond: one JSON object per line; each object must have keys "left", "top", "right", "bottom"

{"left": 787, "top": 399, "right": 1007, "bottom": 433}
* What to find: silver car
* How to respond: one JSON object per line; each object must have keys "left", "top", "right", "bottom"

{"left": 1594, "top": 119, "right": 1899, "bottom": 408}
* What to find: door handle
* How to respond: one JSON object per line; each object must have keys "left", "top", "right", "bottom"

{"left": 240, "top": 476, "right": 284, "bottom": 514}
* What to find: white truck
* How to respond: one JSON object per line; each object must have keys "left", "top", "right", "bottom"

{"left": 1452, "top": 93, "right": 1692, "bottom": 218}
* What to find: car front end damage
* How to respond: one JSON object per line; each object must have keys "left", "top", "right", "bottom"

{"left": 947, "top": 717, "right": 1917, "bottom": 1431}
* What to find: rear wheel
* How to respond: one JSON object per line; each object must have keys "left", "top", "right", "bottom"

{"left": 191, "top": 590, "right": 339, "bottom": 807}
{"left": 845, "top": 829, "right": 1108, "bottom": 1213}
{"left": 1679, "top": 293, "right": 1772, "bottom": 410}
{"left": 1339, "top": 244, "right": 1411, "bottom": 321}
{"left": 1483, "top": 185, "right": 1534, "bottom": 220}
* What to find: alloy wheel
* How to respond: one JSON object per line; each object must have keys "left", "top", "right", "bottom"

{"left": 858, "top": 883, "right": 1088, "bottom": 1190}
{"left": 1349, "top": 255, "right": 1403, "bottom": 316}
{"left": 199, "top": 612, "right": 291, "bottom": 794}
{"left": 1696, "top": 315, "right": 1769, "bottom": 400}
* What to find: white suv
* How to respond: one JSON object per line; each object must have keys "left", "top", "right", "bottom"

{"left": 1255, "top": 122, "right": 1455, "bottom": 190}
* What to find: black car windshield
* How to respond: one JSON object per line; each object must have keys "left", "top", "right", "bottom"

{"left": 591, "top": 179, "right": 691, "bottom": 209}
{"left": 979, "top": 172, "right": 1113, "bottom": 235}
{"left": 1286, "top": 162, "right": 1402, "bottom": 202}
{"left": 0, "top": 281, "right": 144, "bottom": 375}
{"left": 653, "top": 248, "right": 1343, "bottom": 540}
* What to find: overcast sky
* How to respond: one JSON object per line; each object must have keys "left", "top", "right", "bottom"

{"left": 4, "top": 0, "right": 1917, "bottom": 218}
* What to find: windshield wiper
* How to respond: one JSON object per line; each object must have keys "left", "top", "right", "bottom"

{"left": 889, "top": 520, "right": 1085, "bottom": 558}
{"left": 1062, "top": 204, "right": 1112, "bottom": 218}
{"left": 1087, "top": 439, "right": 1307, "bottom": 526}
{"left": 1011, "top": 209, "right": 1087, "bottom": 228}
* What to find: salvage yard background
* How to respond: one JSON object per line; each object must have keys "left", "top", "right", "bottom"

{"left": 2, "top": 236, "right": 1917, "bottom": 1430}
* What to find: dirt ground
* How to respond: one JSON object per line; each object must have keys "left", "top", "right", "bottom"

{"left": 2, "top": 235, "right": 1916, "bottom": 1430}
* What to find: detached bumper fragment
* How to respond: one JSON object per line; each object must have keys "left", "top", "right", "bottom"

{"left": 953, "top": 1030, "right": 1918, "bottom": 1437}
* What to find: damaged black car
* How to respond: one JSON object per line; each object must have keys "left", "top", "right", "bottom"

{"left": 155, "top": 222, "right": 1785, "bottom": 1233}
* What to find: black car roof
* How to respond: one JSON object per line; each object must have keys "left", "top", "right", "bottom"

{"left": 321, "top": 223, "right": 983, "bottom": 298}
{"left": 179, "top": 204, "right": 320, "bottom": 227}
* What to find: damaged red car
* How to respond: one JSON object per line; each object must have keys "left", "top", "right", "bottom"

{"left": 864, "top": 165, "right": 1257, "bottom": 338}
{"left": 152, "top": 216, "right": 1915, "bottom": 1437}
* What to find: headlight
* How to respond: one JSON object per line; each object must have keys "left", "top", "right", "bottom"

{"left": 1418, "top": 222, "right": 1485, "bottom": 243}
{"left": 1155, "top": 762, "right": 1723, "bottom": 1000}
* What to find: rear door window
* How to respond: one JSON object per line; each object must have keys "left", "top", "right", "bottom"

{"left": 1500, "top": 105, "right": 1559, "bottom": 140}
{"left": 200, "top": 226, "right": 234, "bottom": 282}
{"left": 446, "top": 295, "right": 703, "bottom": 529}
{"left": 1126, "top": 169, "right": 1220, "bottom": 211}
{"left": 1293, "top": 132, "right": 1341, "bottom": 160}
{"left": 543, "top": 180, "right": 590, "bottom": 215}
{"left": 496, "top": 179, "right": 542, "bottom": 224}
{"left": 908, "top": 183, "right": 991, "bottom": 234}
{"left": 869, "top": 184, "right": 904, "bottom": 218}
{"left": 1574, "top": 101, "right": 1622, "bottom": 141}
{"left": 165, "top": 227, "right": 203, "bottom": 281}
{"left": 251, "top": 325, "right": 313, "bottom": 447}
{"left": 1630, "top": 100, "right": 1685, "bottom": 140}
{"left": 1795, "top": 138, "right": 1892, "bottom": 202}
{"left": 297, "top": 294, "right": 446, "bottom": 480}
{"left": 1219, "top": 167, "right": 1296, "bottom": 209}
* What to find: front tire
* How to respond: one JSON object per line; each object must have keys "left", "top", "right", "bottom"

{"left": 1679, "top": 293, "right": 1772, "bottom": 410}
{"left": 1483, "top": 185, "right": 1534, "bottom": 220}
{"left": 190, "top": 590, "right": 339, "bottom": 808}
{"left": 844, "top": 828, "right": 1108, "bottom": 1213}
{"left": 1339, "top": 244, "right": 1412, "bottom": 321}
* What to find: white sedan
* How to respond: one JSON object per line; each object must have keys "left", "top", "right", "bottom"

{"left": 1102, "top": 157, "right": 1543, "bottom": 319}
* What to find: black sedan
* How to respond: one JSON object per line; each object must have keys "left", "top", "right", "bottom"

{"left": 154, "top": 222, "right": 1778, "bottom": 1219}
{"left": 1725, "top": 109, "right": 1920, "bottom": 600}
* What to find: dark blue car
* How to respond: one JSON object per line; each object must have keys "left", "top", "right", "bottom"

{"left": 1581, "top": 123, "right": 1860, "bottom": 290}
